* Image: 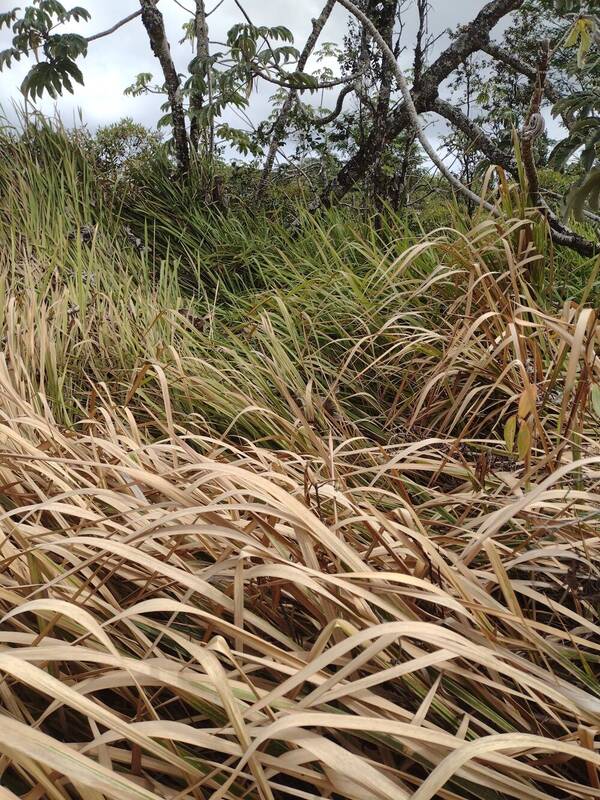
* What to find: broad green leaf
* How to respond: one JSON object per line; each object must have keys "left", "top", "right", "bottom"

{"left": 504, "top": 415, "right": 517, "bottom": 454}
{"left": 517, "top": 422, "right": 532, "bottom": 461}
{"left": 591, "top": 384, "right": 600, "bottom": 418}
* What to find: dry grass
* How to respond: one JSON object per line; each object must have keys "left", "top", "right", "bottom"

{"left": 1, "top": 124, "right": 600, "bottom": 798}
{"left": 0, "top": 217, "right": 599, "bottom": 798}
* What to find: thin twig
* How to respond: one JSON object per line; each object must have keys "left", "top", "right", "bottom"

{"left": 206, "top": 0, "right": 226, "bottom": 15}
{"left": 252, "top": 66, "right": 360, "bottom": 91}
{"left": 86, "top": 10, "right": 142, "bottom": 43}
{"left": 171, "top": 0, "right": 194, "bottom": 14}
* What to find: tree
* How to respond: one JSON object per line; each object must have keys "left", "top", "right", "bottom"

{"left": 324, "top": 0, "right": 598, "bottom": 255}
{"left": 256, "top": 0, "right": 337, "bottom": 198}
{"left": 0, "top": 0, "right": 598, "bottom": 256}
{"left": 138, "top": 0, "right": 189, "bottom": 173}
{"left": 317, "top": 0, "right": 525, "bottom": 205}
{"left": 460, "top": 0, "right": 599, "bottom": 242}
{"left": 0, "top": 1, "right": 314, "bottom": 175}
{"left": 439, "top": 54, "right": 488, "bottom": 217}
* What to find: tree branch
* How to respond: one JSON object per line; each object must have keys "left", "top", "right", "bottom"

{"left": 481, "top": 42, "right": 562, "bottom": 105}
{"left": 482, "top": 41, "right": 574, "bottom": 132}
{"left": 86, "top": 10, "right": 142, "bottom": 43}
{"left": 256, "top": 0, "right": 336, "bottom": 199}
{"left": 319, "top": 0, "right": 596, "bottom": 257}
{"left": 415, "top": 0, "right": 524, "bottom": 101}
{"left": 520, "top": 42, "right": 549, "bottom": 210}
{"left": 431, "top": 97, "right": 515, "bottom": 171}
{"left": 369, "top": 0, "right": 400, "bottom": 209}
{"left": 413, "top": 0, "right": 429, "bottom": 86}
{"left": 323, "top": 0, "right": 524, "bottom": 203}
{"left": 333, "top": 0, "right": 498, "bottom": 213}
{"left": 432, "top": 100, "right": 598, "bottom": 258}
{"left": 544, "top": 207, "right": 598, "bottom": 257}
{"left": 189, "top": 0, "right": 213, "bottom": 157}
{"left": 252, "top": 66, "right": 360, "bottom": 90}
{"left": 295, "top": 83, "right": 355, "bottom": 126}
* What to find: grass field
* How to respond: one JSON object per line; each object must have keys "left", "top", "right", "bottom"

{"left": 0, "top": 121, "right": 598, "bottom": 799}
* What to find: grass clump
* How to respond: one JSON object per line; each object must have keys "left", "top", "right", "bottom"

{"left": 0, "top": 120, "right": 598, "bottom": 799}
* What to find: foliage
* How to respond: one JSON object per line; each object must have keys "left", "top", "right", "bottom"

{"left": 456, "top": 11, "right": 554, "bottom": 164}
{"left": 88, "top": 118, "right": 164, "bottom": 182}
{"left": 120, "top": 17, "right": 339, "bottom": 161}
{"left": 548, "top": 1, "right": 600, "bottom": 218}
{"left": 455, "top": 0, "right": 599, "bottom": 233}
{"left": 183, "top": 22, "right": 302, "bottom": 156}
{"left": 0, "top": 1, "right": 90, "bottom": 98}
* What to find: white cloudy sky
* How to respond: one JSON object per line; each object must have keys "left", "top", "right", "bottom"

{"left": 0, "top": 0, "right": 503, "bottom": 133}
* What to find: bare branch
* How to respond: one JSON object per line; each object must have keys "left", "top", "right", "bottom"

{"left": 416, "top": 0, "right": 524, "bottom": 101}
{"left": 481, "top": 42, "right": 562, "bottom": 106}
{"left": 432, "top": 100, "right": 598, "bottom": 258}
{"left": 544, "top": 207, "right": 598, "bottom": 257}
{"left": 86, "top": 10, "right": 142, "bottom": 43}
{"left": 171, "top": 0, "right": 194, "bottom": 14}
{"left": 252, "top": 66, "right": 360, "bottom": 90}
{"left": 206, "top": 0, "right": 226, "bottom": 16}
{"left": 294, "top": 83, "right": 355, "bottom": 127}
{"left": 256, "top": 0, "right": 337, "bottom": 199}
{"left": 431, "top": 98, "right": 514, "bottom": 171}
{"left": 413, "top": 0, "right": 429, "bottom": 86}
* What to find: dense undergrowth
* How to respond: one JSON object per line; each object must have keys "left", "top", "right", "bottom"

{"left": 0, "top": 121, "right": 599, "bottom": 799}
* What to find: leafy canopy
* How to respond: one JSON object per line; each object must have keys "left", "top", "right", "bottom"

{"left": 0, "top": 2, "right": 90, "bottom": 99}
{"left": 550, "top": 0, "right": 600, "bottom": 218}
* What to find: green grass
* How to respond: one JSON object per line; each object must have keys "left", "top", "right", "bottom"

{"left": 0, "top": 119, "right": 599, "bottom": 799}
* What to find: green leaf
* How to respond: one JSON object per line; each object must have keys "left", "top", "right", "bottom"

{"left": 0, "top": 10, "right": 19, "bottom": 31}
{"left": 268, "top": 25, "right": 294, "bottom": 43}
{"left": 60, "top": 70, "right": 73, "bottom": 93}
{"left": 45, "top": 33, "right": 88, "bottom": 60}
{"left": 504, "top": 415, "right": 517, "bottom": 454}
{"left": 0, "top": 47, "right": 21, "bottom": 71}
{"left": 517, "top": 422, "right": 532, "bottom": 461}
{"left": 60, "top": 57, "right": 84, "bottom": 85}
{"left": 565, "top": 168, "right": 600, "bottom": 220}
{"left": 65, "top": 6, "right": 91, "bottom": 23}
{"left": 591, "top": 385, "right": 600, "bottom": 418}
{"left": 124, "top": 72, "right": 154, "bottom": 97}
{"left": 285, "top": 71, "right": 319, "bottom": 90}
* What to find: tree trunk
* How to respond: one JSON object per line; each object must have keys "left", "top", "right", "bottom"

{"left": 139, "top": 0, "right": 190, "bottom": 175}
{"left": 370, "top": 0, "right": 400, "bottom": 213}
{"left": 190, "top": 0, "right": 212, "bottom": 156}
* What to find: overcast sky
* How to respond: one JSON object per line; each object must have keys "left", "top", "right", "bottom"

{"left": 0, "top": 0, "right": 502, "bottom": 134}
